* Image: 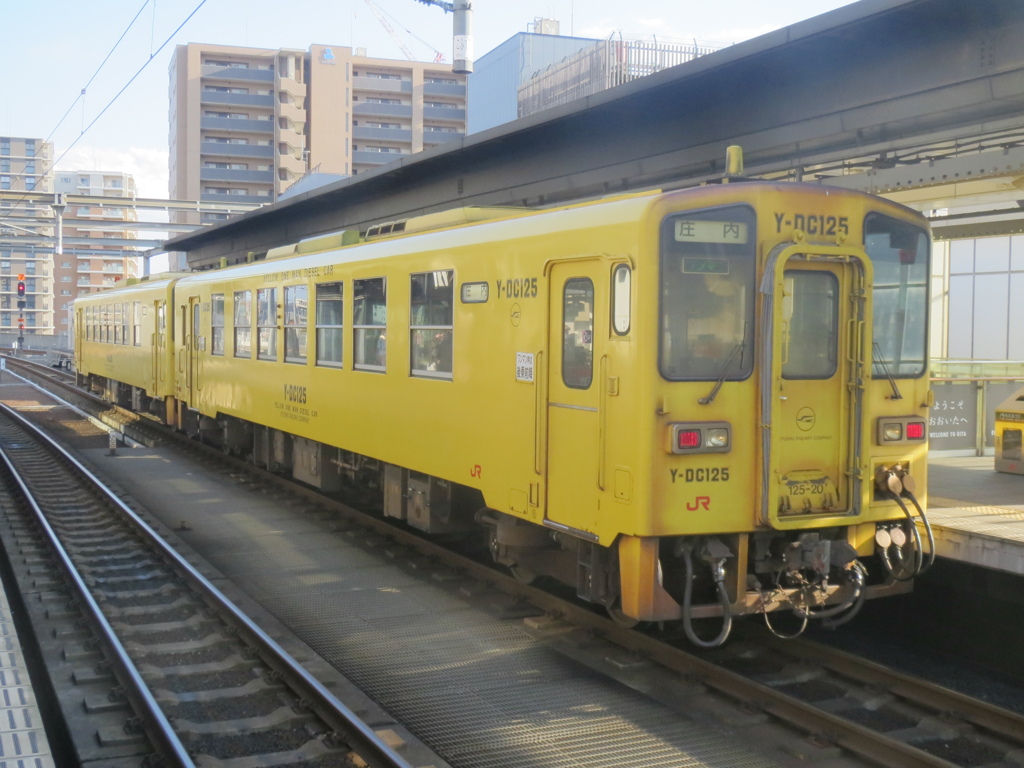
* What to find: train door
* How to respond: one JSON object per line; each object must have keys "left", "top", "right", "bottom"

{"left": 187, "top": 299, "right": 200, "bottom": 409}
{"left": 546, "top": 261, "right": 607, "bottom": 533}
{"left": 179, "top": 296, "right": 202, "bottom": 407}
{"left": 761, "top": 246, "right": 868, "bottom": 525}
{"left": 150, "top": 300, "right": 165, "bottom": 392}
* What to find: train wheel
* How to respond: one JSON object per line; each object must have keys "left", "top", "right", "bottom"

{"left": 606, "top": 601, "right": 640, "bottom": 629}
{"left": 510, "top": 565, "right": 537, "bottom": 585}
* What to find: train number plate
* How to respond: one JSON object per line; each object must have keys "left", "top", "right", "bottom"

{"left": 779, "top": 470, "right": 839, "bottom": 515}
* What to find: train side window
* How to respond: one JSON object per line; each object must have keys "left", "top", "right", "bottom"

{"left": 781, "top": 270, "right": 838, "bottom": 379}
{"left": 257, "top": 288, "right": 277, "bottom": 361}
{"left": 123, "top": 302, "right": 131, "bottom": 346}
{"left": 410, "top": 270, "right": 454, "bottom": 379}
{"left": 865, "top": 213, "right": 930, "bottom": 377}
{"left": 612, "top": 264, "right": 630, "bottom": 335}
{"left": 315, "top": 282, "right": 343, "bottom": 367}
{"left": 211, "top": 294, "right": 225, "bottom": 355}
{"left": 234, "top": 290, "right": 251, "bottom": 358}
{"left": 132, "top": 301, "right": 141, "bottom": 346}
{"left": 562, "top": 277, "right": 594, "bottom": 389}
{"left": 113, "top": 303, "right": 123, "bottom": 344}
{"left": 353, "top": 277, "right": 386, "bottom": 372}
{"left": 284, "top": 285, "right": 307, "bottom": 364}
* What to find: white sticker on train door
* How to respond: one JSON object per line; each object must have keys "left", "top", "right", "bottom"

{"left": 516, "top": 352, "right": 534, "bottom": 382}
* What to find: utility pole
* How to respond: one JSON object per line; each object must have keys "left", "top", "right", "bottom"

{"left": 415, "top": 0, "right": 473, "bottom": 74}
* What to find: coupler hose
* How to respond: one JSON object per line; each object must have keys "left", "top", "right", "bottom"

{"left": 820, "top": 561, "right": 868, "bottom": 630}
{"left": 680, "top": 545, "right": 733, "bottom": 648}
{"left": 880, "top": 491, "right": 923, "bottom": 581}
{"left": 903, "top": 489, "right": 936, "bottom": 576}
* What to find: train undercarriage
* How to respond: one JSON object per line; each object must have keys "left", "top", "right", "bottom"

{"left": 87, "top": 376, "right": 922, "bottom": 646}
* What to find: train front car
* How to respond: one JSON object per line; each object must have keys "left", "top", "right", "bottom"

{"left": 615, "top": 180, "right": 931, "bottom": 644}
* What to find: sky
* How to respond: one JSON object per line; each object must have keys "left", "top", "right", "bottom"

{"left": 0, "top": 0, "right": 858, "bottom": 199}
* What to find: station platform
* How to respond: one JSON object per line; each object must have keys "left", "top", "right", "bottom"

{"left": 0, "top": 576, "right": 55, "bottom": 767}
{"left": 925, "top": 455, "right": 1024, "bottom": 575}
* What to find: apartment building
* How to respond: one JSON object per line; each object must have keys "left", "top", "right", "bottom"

{"left": 53, "top": 171, "right": 141, "bottom": 343}
{"left": 0, "top": 136, "right": 55, "bottom": 340}
{"left": 169, "top": 43, "right": 466, "bottom": 221}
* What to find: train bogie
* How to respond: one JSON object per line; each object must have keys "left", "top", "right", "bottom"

{"left": 75, "top": 162, "right": 934, "bottom": 645}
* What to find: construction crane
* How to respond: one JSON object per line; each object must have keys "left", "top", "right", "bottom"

{"left": 364, "top": 0, "right": 416, "bottom": 60}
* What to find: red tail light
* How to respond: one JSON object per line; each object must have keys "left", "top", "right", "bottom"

{"left": 906, "top": 422, "right": 925, "bottom": 440}
{"left": 677, "top": 430, "right": 701, "bottom": 449}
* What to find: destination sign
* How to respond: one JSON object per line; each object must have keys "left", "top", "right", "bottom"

{"left": 674, "top": 219, "right": 749, "bottom": 244}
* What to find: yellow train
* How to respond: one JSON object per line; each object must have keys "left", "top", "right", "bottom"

{"left": 75, "top": 152, "right": 933, "bottom": 645}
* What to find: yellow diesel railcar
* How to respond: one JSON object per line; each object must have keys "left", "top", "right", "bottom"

{"left": 76, "top": 167, "right": 934, "bottom": 645}
{"left": 75, "top": 273, "right": 186, "bottom": 421}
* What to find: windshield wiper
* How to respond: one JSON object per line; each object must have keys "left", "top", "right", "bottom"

{"left": 872, "top": 342, "right": 902, "bottom": 400}
{"left": 699, "top": 340, "right": 746, "bottom": 405}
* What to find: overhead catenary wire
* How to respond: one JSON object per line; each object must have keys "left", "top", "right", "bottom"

{"left": 0, "top": 0, "right": 207, "bottom": 226}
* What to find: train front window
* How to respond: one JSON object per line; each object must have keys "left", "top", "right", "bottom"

{"left": 865, "top": 213, "right": 929, "bottom": 377}
{"left": 659, "top": 206, "right": 756, "bottom": 381}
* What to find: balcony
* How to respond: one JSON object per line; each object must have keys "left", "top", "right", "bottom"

{"left": 354, "top": 76, "right": 411, "bottom": 94}
{"left": 201, "top": 65, "right": 274, "bottom": 84}
{"left": 200, "top": 168, "right": 275, "bottom": 184}
{"left": 353, "top": 103, "right": 413, "bottom": 119}
{"left": 423, "top": 106, "right": 465, "bottom": 122}
{"left": 200, "top": 142, "right": 274, "bottom": 160}
{"left": 277, "top": 75, "right": 307, "bottom": 100}
{"left": 278, "top": 101, "right": 306, "bottom": 124}
{"left": 200, "top": 116, "right": 274, "bottom": 134}
{"left": 277, "top": 127, "right": 306, "bottom": 152}
{"left": 201, "top": 192, "right": 270, "bottom": 205}
{"left": 424, "top": 81, "right": 466, "bottom": 98}
{"left": 278, "top": 153, "right": 306, "bottom": 175}
{"left": 200, "top": 91, "right": 275, "bottom": 109}
{"left": 353, "top": 126, "right": 412, "bottom": 142}
{"left": 353, "top": 150, "right": 405, "bottom": 166}
{"left": 423, "top": 131, "right": 462, "bottom": 145}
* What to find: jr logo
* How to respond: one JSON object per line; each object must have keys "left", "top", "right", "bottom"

{"left": 686, "top": 496, "right": 711, "bottom": 511}
{"left": 470, "top": 465, "right": 482, "bottom": 478}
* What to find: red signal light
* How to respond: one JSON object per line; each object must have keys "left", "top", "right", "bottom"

{"left": 906, "top": 422, "right": 925, "bottom": 440}
{"left": 17, "top": 280, "right": 25, "bottom": 297}
{"left": 677, "top": 429, "right": 701, "bottom": 449}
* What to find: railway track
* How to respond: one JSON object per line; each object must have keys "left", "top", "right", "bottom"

{"left": 0, "top": 398, "right": 431, "bottom": 768}
{"left": 6, "top": 356, "right": 1024, "bottom": 768}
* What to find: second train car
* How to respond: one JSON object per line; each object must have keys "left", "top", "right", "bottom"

{"left": 75, "top": 153, "right": 933, "bottom": 645}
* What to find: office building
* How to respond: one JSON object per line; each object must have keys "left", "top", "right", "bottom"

{"left": 468, "top": 23, "right": 598, "bottom": 134}
{"left": 169, "top": 43, "right": 467, "bottom": 220}
{"left": 0, "top": 136, "right": 55, "bottom": 340}
{"left": 53, "top": 171, "right": 142, "bottom": 345}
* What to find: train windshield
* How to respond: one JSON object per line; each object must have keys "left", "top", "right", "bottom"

{"left": 865, "top": 213, "right": 930, "bottom": 377}
{"left": 659, "top": 205, "right": 756, "bottom": 381}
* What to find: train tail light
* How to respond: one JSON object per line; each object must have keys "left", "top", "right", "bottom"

{"left": 677, "top": 429, "right": 701, "bottom": 449}
{"left": 877, "top": 417, "right": 927, "bottom": 445}
{"left": 668, "top": 422, "right": 731, "bottom": 454}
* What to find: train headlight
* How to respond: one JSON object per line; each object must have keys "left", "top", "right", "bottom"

{"left": 882, "top": 423, "right": 903, "bottom": 442}
{"left": 668, "top": 422, "right": 731, "bottom": 454}
{"left": 876, "top": 417, "right": 927, "bottom": 445}
{"left": 706, "top": 428, "right": 729, "bottom": 448}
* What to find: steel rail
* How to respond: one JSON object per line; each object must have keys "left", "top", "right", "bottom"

{"left": 763, "top": 633, "right": 1024, "bottom": 744}
{"left": 0, "top": 403, "right": 194, "bottom": 766}
{"left": 0, "top": 401, "right": 417, "bottom": 768}
{"left": 10, "top": 360, "right": 1013, "bottom": 767}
